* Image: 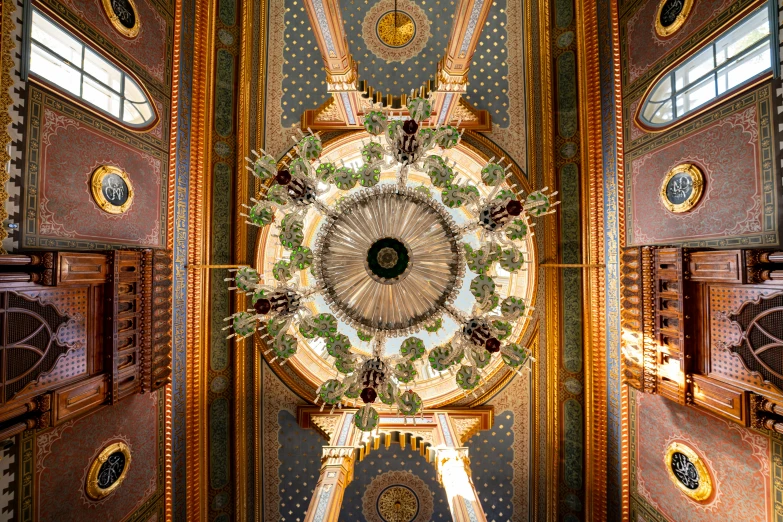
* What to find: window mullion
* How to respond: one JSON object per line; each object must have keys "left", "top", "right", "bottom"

{"left": 79, "top": 45, "right": 85, "bottom": 99}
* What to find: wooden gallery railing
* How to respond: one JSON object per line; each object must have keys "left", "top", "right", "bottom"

{"left": 621, "top": 247, "right": 783, "bottom": 434}
{"left": 0, "top": 249, "right": 173, "bottom": 440}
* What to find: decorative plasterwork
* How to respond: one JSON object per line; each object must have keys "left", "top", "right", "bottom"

{"left": 477, "top": 0, "right": 526, "bottom": 170}
{"left": 315, "top": 97, "right": 342, "bottom": 122}
{"left": 452, "top": 416, "right": 481, "bottom": 445}
{"left": 311, "top": 414, "right": 340, "bottom": 443}
{"left": 458, "top": 0, "right": 486, "bottom": 57}
{"left": 361, "top": 0, "right": 431, "bottom": 64}
{"left": 361, "top": 471, "right": 434, "bottom": 522}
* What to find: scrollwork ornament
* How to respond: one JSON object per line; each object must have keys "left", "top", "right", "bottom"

{"left": 664, "top": 441, "right": 713, "bottom": 502}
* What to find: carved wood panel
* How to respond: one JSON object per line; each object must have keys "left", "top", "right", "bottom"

{"left": 728, "top": 291, "right": 783, "bottom": 392}
{"left": 0, "top": 292, "right": 73, "bottom": 404}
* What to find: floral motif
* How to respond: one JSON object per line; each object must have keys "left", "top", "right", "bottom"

{"left": 361, "top": 470, "right": 434, "bottom": 522}
{"left": 362, "top": 0, "right": 431, "bottom": 64}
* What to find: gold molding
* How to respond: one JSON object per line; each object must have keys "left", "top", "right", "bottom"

{"left": 85, "top": 441, "right": 132, "bottom": 500}
{"left": 654, "top": 0, "right": 694, "bottom": 38}
{"left": 578, "top": 0, "right": 609, "bottom": 518}
{"left": 184, "top": 0, "right": 214, "bottom": 520}
{"left": 663, "top": 441, "right": 714, "bottom": 502}
{"left": 90, "top": 165, "right": 135, "bottom": 214}
{"left": 100, "top": 0, "right": 141, "bottom": 39}
{"left": 0, "top": 0, "right": 17, "bottom": 254}
{"left": 164, "top": 0, "right": 182, "bottom": 517}
{"left": 660, "top": 163, "right": 704, "bottom": 213}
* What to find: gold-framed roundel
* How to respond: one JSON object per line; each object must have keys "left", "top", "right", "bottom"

{"left": 377, "top": 11, "right": 416, "bottom": 47}
{"left": 101, "top": 0, "right": 141, "bottom": 38}
{"left": 664, "top": 441, "right": 713, "bottom": 502}
{"left": 85, "top": 441, "right": 132, "bottom": 500}
{"left": 660, "top": 163, "right": 703, "bottom": 213}
{"left": 91, "top": 165, "right": 135, "bottom": 214}
{"left": 655, "top": 0, "right": 694, "bottom": 37}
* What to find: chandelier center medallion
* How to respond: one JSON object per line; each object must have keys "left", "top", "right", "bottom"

{"left": 314, "top": 187, "right": 463, "bottom": 335}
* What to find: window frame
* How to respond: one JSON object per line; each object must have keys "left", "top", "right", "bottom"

{"left": 636, "top": 2, "right": 774, "bottom": 131}
{"left": 25, "top": 6, "right": 158, "bottom": 132}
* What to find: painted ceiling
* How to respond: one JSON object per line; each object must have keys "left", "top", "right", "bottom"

{"left": 342, "top": 0, "right": 453, "bottom": 98}
{"left": 282, "top": 0, "right": 331, "bottom": 126}
{"left": 278, "top": 0, "right": 514, "bottom": 129}
{"left": 462, "top": 0, "right": 511, "bottom": 128}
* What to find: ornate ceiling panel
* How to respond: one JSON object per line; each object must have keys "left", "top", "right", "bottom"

{"left": 344, "top": 0, "right": 455, "bottom": 98}
{"left": 281, "top": 0, "right": 331, "bottom": 127}
{"left": 463, "top": 0, "right": 511, "bottom": 128}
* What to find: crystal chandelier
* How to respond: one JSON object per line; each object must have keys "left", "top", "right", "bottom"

{"left": 226, "top": 97, "right": 557, "bottom": 432}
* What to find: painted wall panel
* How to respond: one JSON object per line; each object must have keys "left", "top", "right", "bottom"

{"left": 626, "top": 86, "right": 778, "bottom": 247}
{"left": 35, "top": 391, "right": 163, "bottom": 522}
{"left": 631, "top": 391, "right": 771, "bottom": 522}
{"left": 22, "top": 88, "right": 169, "bottom": 250}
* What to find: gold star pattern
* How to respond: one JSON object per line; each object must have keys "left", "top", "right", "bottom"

{"left": 344, "top": 0, "right": 455, "bottom": 98}
{"left": 463, "top": 0, "right": 511, "bottom": 127}
{"left": 282, "top": 0, "right": 329, "bottom": 125}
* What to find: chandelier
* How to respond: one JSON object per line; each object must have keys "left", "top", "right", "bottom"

{"left": 226, "top": 97, "right": 557, "bottom": 432}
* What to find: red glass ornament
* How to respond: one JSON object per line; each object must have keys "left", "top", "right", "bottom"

{"left": 485, "top": 337, "right": 501, "bottom": 353}
{"left": 254, "top": 298, "right": 272, "bottom": 315}
{"left": 275, "top": 169, "right": 292, "bottom": 185}
{"left": 360, "top": 387, "right": 377, "bottom": 404}
{"left": 506, "top": 199, "right": 523, "bottom": 216}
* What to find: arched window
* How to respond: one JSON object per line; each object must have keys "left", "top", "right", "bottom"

{"left": 28, "top": 8, "right": 156, "bottom": 129}
{"left": 638, "top": 4, "right": 772, "bottom": 128}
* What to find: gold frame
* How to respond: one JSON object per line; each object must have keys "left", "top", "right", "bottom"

{"left": 660, "top": 163, "right": 704, "bottom": 213}
{"left": 85, "top": 441, "right": 132, "bottom": 500}
{"left": 664, "top": 441, "right": 713, "bottom": 502}
{"left": 90, "top": 165, "right": 135, "bottom": 214}
{"left": 655, "top": 0, "right": 694, "bottom": 37}
{"left": 101, "top": 0, "right": 141, "bottom": 38}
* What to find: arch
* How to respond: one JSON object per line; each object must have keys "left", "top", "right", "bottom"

{"left": 636, "top": 2, "right": 773, "bottom": 131}
{"left": 28, "top": 7, "right": 158, "bottom": 131}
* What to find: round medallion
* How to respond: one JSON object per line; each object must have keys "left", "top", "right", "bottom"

{"left": 362, "top": 0, "right": 431, "bottom": 63}
{"left": 660, "top": 163, "right": 704, "bottom": 213}
{"left": 101, "top": 0, "right": 140, "bottom": 38}
{"left": 90, "top": 165, "right": 134, "bottom": 214}
{"left": 655, "top": 0, "right": 694, "bottom": 37}
{"left": 314, "top": 186, "right": 463, "bottom": 336}
{"left": 85, "top": 441, "right": 132, "bottom": 500}
{"left": 367, "top": 237, "right": 411, "bottom": 281}
{"left": 362, "top": 471, "right": 433, "bottom": 522}
{"left": 664, "top": 441, "right": 713, "bottom": 501}
{"left": 377, "top": 485, "right": 418, "bottom": 522}
{"left": 377, "top": 12, "right": 415, "bottom": 47}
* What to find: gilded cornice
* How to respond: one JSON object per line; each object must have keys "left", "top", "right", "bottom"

{"left": 0, "top": 0, "right": 15, "bottom": 254}
{"left": 164, "top": 0, "right": 182, "bottom": 516}
{"left": 578, "top": 0, "right": 608, "bottom": 517}
{"left": 185, "top": 0, "right": 214, "bottom": 517}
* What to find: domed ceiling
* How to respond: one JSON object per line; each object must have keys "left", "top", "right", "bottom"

{"left": 252, "top": 132, "right": 537, "bottom": 406}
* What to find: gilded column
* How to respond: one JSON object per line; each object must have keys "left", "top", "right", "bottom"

{"left": 302, "top": 0, "right": 360, "bottom": 127}
{"left": 433, "top": 0, "right": 493, "bottom": 125}
{"left": 303, "top": 446, "right": 356, "bottom": 522}
{"left": 436, "top": 448, "right": 487, "bottom": 522}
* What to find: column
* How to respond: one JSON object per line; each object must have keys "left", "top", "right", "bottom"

{"left": 303, "top": 446, "right": 355, "bottom": 522}
{"left": 436, "top": 447, "right": 488, "bottom": 522}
